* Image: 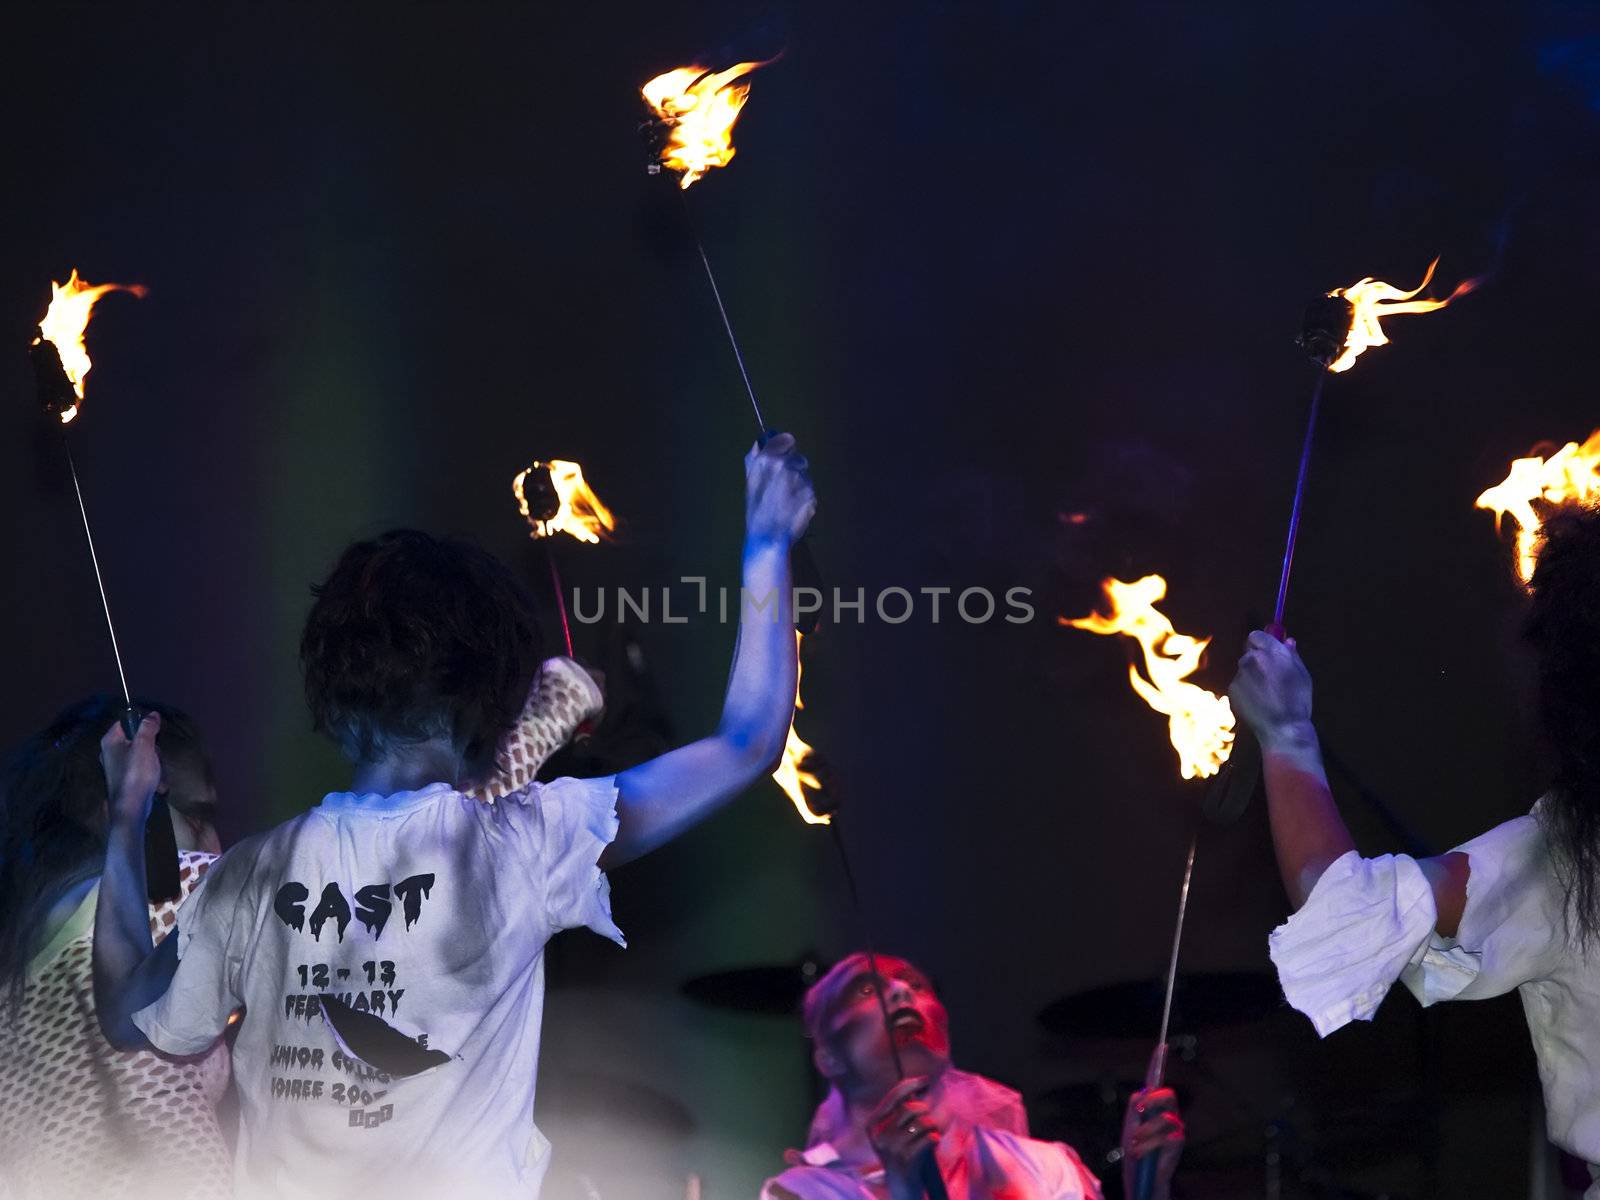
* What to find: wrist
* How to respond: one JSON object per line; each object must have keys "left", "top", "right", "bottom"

{"left": 109, "top": 788, "right": 155, "bottom": 831}
{"left": 1257, "top": 718, "right": 1324, "bottom": 775}
{"left": 1255, "top": 717, "right": 1316, "bottom": 754}
{"left": 743, "top": 530, "right": 793, "bottom": 555}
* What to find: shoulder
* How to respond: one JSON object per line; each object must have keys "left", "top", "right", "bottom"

{"left": 1462, "top": 810, "right": 1550, "bottom": 859}
{"left": 1451, "top": 811, "right": 1562, "bottom": 908}
{"left": 500, "top": 774, "right": 617, "bottom": 809}
{"left": 498, "top": 775, "right": 620, "bottom": 845}
{"left": 187, "top": 816, "right": 318, "bottom": 903}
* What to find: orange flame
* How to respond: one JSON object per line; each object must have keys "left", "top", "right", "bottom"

{"left": 1325, "top": 259, "right": 1477, "bottom": 374}
{"left": 513, "top": 460, "right": 617, "bottom": 544}
{"left": 1476, "top": 429, "right": 1600, "bottom": 584}
{"left": 642, "top": 61, "right": 767, "bottom": 189}
{"left": 33, "top": 269, "right": 149, "bottom": 423}
{"left": 772, "top": 630, "right": 828, "bottom": 824}
{"left": 1063, "top": 576, "right": 1236, "bottom": 780}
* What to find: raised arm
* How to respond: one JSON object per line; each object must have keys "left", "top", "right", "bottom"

{"left": 465, "top": 656, "right": 605, "bottom": 802}
{"left": 605, "top": 434, "right": 815, "bottom": 867}
{"left": 91, "top": 713, "right": 177, "bottom": 1050}
{"left": 1229, "top": 631, "right": 1467, "bottom": 931}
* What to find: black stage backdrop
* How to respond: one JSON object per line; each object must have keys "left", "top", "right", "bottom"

{"left": 5, "top": 4, "right": 1600, "bottom": 1196}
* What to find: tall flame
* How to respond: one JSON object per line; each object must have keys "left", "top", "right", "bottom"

{"left": 513, "top": 460, "right": 617, "bottom": 544}
{"left": 1325, "top": 258, "right": 1477, "bottom": 374}
{"left": 1063, "top": 575, "right": 1236, "bottom": 780}
{"left": 772, "top": 630, "right": 828, "bottom": 824}
{"left": 641, "top": 62, "right": 766, "bottom": 189}
{"left": 33, "top": 269, "right": 149, "bottom": 423}
{"left": 1476, "top": 429, "right": 1600, "bottom": 584}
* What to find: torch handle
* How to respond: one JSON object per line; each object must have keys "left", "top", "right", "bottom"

{"left": 1131, "top": 1040, "right": 1169, "bottom": 1200}
{"left": 1133, "top": 1147, "right": 1161, "bottom": 1200}
{"left": 122, "top": 704, "right": 183, "bottom": 903}
{"left": 916, "top": 1147, "right": 951, "bottom": 1200}
{"left": 145, "top": 795, "right": 182, "bottom": 903}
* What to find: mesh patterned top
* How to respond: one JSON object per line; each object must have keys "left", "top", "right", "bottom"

{"left": 0, "top": 850, "right": 232, "bottom": 1200}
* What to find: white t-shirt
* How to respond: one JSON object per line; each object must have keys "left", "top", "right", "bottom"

{"left": 1268, "top": 804, "right": 1600, "bottom": 1194}
{"left": 133, "top": 777, "right": 623, "bottom": 1200}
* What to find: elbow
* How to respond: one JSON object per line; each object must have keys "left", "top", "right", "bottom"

{"left": 719, "top": 723, "right": 788, "bottom": 785}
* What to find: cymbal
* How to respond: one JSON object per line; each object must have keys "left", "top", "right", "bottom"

{"left": 680, "top": 958, "right": 825, "bottom": 1015}
{"left": 1038, "top": 970, "right": 1281, "bottom": 1039}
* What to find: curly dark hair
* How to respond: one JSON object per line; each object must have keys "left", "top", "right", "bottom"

{"left": 1524, "top": 501, "right": 1600, "bottom": 943}
{"left": 0, "top": 695, "right": 214, "bottom": 1014}
{"left": 300, "top": 529, "right": 544, "bottom": 774}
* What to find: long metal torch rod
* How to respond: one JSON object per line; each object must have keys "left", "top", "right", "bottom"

{"left": 1153, "top": 834, "right": 1198, "bottom": 1069}
{"left": 1132, "top": 832, "right": 1198, "bottom": 1200}
{"left": 62, "top": 434, "right": 133, "bottom": 709}
{"left": 544, "top": 543, "right": 575, "bottom": 658}
{"left": 680, "top": 191, "right": 768, "bottom": 433}
{"left": 826, "top": 817, "right": 950, "bottom": 1200}
{"left": 55, "top": 410, "right": 179, "bottom": 903}
{"left": 1269, "top": 368, "right": 1329, "bottom": 631}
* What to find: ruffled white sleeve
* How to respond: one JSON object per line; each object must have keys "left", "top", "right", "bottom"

{"left": 1269, "top": 814, "right": 1565, "bottom": 1037}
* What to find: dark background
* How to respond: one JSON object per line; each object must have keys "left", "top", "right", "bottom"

{"left": 7, "top": 3, "right": 1600, "bottom": 1195}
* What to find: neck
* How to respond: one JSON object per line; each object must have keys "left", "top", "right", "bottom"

{"left": 349, "top": 738, "right": 465, "bottom": 795}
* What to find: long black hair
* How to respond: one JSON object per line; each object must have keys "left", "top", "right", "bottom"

{"left": 0, "top": 695, "right": 215, "bottom": 1013}
{"left": 1524, "top": 503, "right": 1600, "bottom": 943}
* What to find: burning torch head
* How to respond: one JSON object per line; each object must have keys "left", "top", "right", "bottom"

{"left": 513, "top": 459, "right": 616, "bottom": 544}
{"left": 640, "top": 60, "right": 771, "bottom": 188}
{"left": 30, "top": 338, "right": 79, "bottom": 422}
{"left": 31, "top": 270, "right": 149, "bottom": 424}
{"left": 516, "top": 463, "right": 562, "bottom": 526}
{"left": 1296, "top": 294, "right": 1356, "bottom": 368}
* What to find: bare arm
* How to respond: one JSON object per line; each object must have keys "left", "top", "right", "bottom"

{"left": 1231, "top": 632, "right": 1467, "bottom": 930}
{"left": 91, "top": 714, "right": 176, "bottom": 1050}
{"left": 606, "top": 435, "right": 814, "bottom": 867}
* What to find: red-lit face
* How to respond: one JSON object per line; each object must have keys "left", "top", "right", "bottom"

{"left": 816, "top": 957, "right": 951, "bottom": 1094}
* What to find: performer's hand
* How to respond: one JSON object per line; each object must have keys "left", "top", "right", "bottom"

{"left": 745, "top": 432, "right": 816, "bottom": 545}
{"left": 866, "top": 1076, "right": 943, "bottom": 1196}
{"left": 1228, "top": 630, "right": 1314, "bottom": 750}
{"left": 100, "top": 712, "right": 162, "bottom": 826}
{"left": 1121, "top": 1086, "right": 1184, "bottom": 1199}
